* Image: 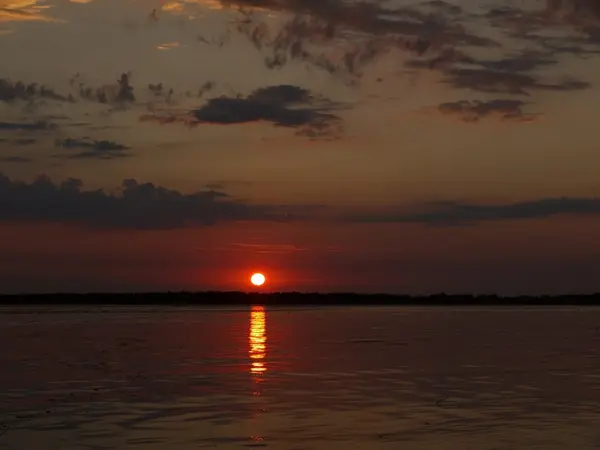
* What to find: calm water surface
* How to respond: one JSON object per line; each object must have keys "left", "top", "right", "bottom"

{"left": 1, "top": 306, "right": 599, "bottom": 449}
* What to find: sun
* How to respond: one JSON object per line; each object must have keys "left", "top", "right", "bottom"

{"left": 250, "top": 272, "right": 266, "bottom": 287}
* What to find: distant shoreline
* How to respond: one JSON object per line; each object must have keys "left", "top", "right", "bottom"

{"left": 1, "top": 292, "right": 600, "bottom": 306}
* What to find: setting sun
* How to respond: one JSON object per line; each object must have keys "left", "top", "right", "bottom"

{"left": 250, "top": 272, "right": 266, "bottom": 286}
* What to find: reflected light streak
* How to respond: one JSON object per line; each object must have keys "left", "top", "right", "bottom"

{"left": 249, "top": 305, "right": 267, "bottom": 375}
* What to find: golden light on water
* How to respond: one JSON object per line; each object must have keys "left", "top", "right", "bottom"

{"left": 249, "top": 305, "right": 267, "bottom": 375}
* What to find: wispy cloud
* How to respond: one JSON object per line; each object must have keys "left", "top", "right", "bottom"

{"left": 436, "top": 99, "right": 539, "bottom": 123}
{"left": 441, "top": 68, "right": 589, "bottom": 96}
{"left": 227, "top": 1, "right": 495, "bottom": 81}
{"left": 54, "top": 137, "right": 131, "bottom": 160}
{"left": 348, "top": 198, "right": 600, "bottom": 226}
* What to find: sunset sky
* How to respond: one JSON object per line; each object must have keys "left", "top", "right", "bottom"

{"left": 1, "top": 0, "right": 600, "bottom": 294}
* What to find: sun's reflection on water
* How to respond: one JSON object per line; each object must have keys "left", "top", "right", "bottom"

{"left": 249, "top": 305, "right": 267, "bottom": 375}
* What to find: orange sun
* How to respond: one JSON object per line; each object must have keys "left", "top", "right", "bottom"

{"left": 250, "top": 272, "right": 266, "bottom": 286}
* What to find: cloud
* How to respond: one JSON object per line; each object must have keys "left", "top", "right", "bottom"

{"left": 0, "top": 120, "right": 55, "bottom": 131}
{"left": 54, "top": 137, "right": 131, "bottom": 160}
{"left": 141, "top": 84, "right": 343, "bottom": 139}
{"left": 400, "top": 4, "right": 595, "bottom": 100}
{"left": 436, "top": 99, "right": 538, "bottom": 123}
{"left": 440, "top": 67, "right": 590, "bottom": 95}
{"left": 0, "top": 78, "right": 69, "bottom": 102}
{"left": 76, "top": 73, "right": 135, "bottom": 105}
{"left": 487, "top": 0, "right": 600, "bottom": 55}
{"left": 472, "top": 51, "right": 558, "bottom": 74}
{"left": 225, "top": 0, "right": 496, "bottom": 80}
{"left": 544, "top": 0, "right": 600, "bottom": 23}
{"left": 0, "top": 0, "right": 58, "bottom": 23}
{"left": 1, "top": 73, "right": 216, "bottom": 114}
{"left": 0, "top": 137, "right": 37, "bottom": 145}
{"left": 0, "top": 174, "right": 310, "bottom": 229}
{"left": 348, "top": 197, "right": 600, "bottom": 226}
{"left": 0, "top": 155, "right": 32, "bottom": 163}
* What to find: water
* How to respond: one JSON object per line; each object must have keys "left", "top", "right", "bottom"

{"left": 1, "top": 306, "right": 599, "bottom": 449}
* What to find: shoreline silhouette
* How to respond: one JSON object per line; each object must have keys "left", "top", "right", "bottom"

{"left": 1, "top": 291, "right": 599, "bottom": 306}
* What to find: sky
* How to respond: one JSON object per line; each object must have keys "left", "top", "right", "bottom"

{"left": 1, "top": 0, "right": 600, "bottom": 295}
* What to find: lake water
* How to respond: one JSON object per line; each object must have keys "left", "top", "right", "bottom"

{"left": 1, "top": 306, "right": 599, "bottom": 450}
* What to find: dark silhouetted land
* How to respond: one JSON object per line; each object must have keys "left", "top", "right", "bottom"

{"left": 1, "top": 292, "right": 600, "bottom": 306}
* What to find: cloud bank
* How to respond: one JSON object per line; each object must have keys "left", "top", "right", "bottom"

{"left": 0, "top": 174, "right": 307, "bottom": 229}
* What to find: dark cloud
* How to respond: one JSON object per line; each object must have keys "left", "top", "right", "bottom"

{"left": 148, "top": 82, "right": 174, "bottom": 103}
{"left": 535, "top": 35, "right": 600, "bottom": 58}
{"left": 405, "top": 50, "right": 561, "bottom": 78}
{"left": 75, "top": 73, "right": 215, "bottom": 107}
{"left": 54, "top": 137, "right": 131, "bottom": 160}
{"left": 0, "top": 138, "right": 37, "bottom": 146}
{"left": 349, "top": 198, "right": 600, "bottom": 226}
{"left": 403, "top": 40, "right": 591, "bottom": 109}
{"left": 0, "top": 174, "right": 308, "bottom": 229}
{"left": 441, "top": 68, "right": 589, "bottom": 95}
{"left": 141, "top": 85, "right": 343, "bottom": 139}
{"left": 76, "top": 72, "right": 135, "bottom": 105}
{"left": 228, "top": 0, "right": 469, "bottom": 38}
{"left": 229, "top": 0, "right": 496, "bottom": 80}
{"left": 437, "top": 99, "right": 538, "bottom": 123}
{"left": 0, "top": 79, "right": 69, "bottom": 103}
{"left": 0, "top": 156, "right": 32, "bottom": 163}
{"left": 1, "top": 73, "right": 217, "bottom": 116}
{"left": 474, "top": 51, "right": 558, "bottom": 73}
{"left": 400, "top": 2, "right": 596, "bottom": 100}
{"left": 487, "top": 0, "right": 600, "bottom": 54}
{"left": 0, "top": 121, "right": 56, "bottom": 131}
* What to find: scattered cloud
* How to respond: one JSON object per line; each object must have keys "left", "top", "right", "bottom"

{"left": 398, "top": 2, "right": 597, "bottom": 104}
{"left": 54, "top": 137, "right": 131, "bottom": 159}
{"left": 0, "top": 173, "right": 309, "bottom": 229}
{"left": 0, "top": 74, "right": 216, "bottom": 114}
{"left": 225, "top": 0, "right": 496, "bottom": 81}
{"left": 436, "top": 99, "right": 539, "bottom": 123}
{"left": 348, "top": 197, "right": 600, "bottom": 226}
{"left": 487, "top": 0, "right": 600, "bottom": 54}
{"left": 141, "top": 84, "right": 343, "bottom": 139}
